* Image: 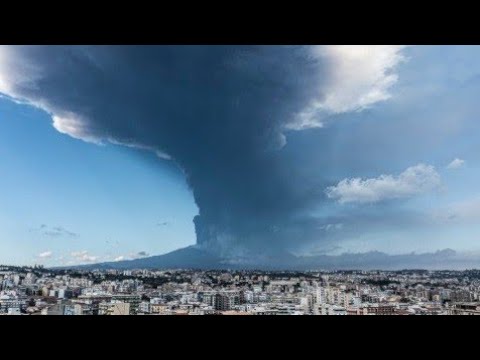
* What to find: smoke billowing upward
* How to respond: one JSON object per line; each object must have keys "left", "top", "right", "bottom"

{"left": 0, "top": 45, "right": 405, "bottom": 258}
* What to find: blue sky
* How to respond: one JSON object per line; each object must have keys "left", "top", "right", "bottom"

{"left": 1, "top": 45, "right": 480, "bottom": 266}
{"left": 0, "top": 96, "right": 197, "bottom": 266}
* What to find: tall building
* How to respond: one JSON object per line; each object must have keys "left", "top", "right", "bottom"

{"left": 98, "top": 301, "right": 130, "bottom": 315}
{"left": 215, "top": 292, "right": 240, "bottom": 311}
{"left": 200, "top": 292, "right": 217, "bottom": 306}
{"left": 450, "top": 290, "right": 473, "bottom": 303}
{"left": 448, "top": 303, "right": 480, "bottom": 315}
{"left": 64, "top": 304, "right": 84, "bottom": 315}
{"left": 7, "top": 307, "right": 21, "bottom": 315}
{"left": 45, "top": 303, "right": 66, "bottom": 315}
{"left": 111, "top": 294, "right": 141, "bottom": 314}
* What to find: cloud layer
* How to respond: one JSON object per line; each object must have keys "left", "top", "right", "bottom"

{"left": 37, "top": 251, "right": 52, "bottom": 259}
{"left": 287, "top": 45, "right": 406, "bottom": 130}
{"left": 325, "top": 164, "right": 441, "bottom": 204}
{"left": 30, "top": 224, "right": 78, "bottom": 238}
{"left": 447, "top": 158, "right": 465, "bottom": 170}
{"left": 70, "top": 250, "right": 98, "bottom": 263}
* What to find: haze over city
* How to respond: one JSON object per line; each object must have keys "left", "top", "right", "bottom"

{"left": 1, "top": 45, "right": 480, "bottom": 269}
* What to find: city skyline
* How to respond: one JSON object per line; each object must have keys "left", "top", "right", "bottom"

{"left": 1, "top": 45, "right": 480, "bottom": 268}
{"left": 2, "top": 265, "right": 480, "bottom": 315}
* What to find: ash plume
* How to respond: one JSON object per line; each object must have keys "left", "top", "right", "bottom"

{"left": 0, "top": 45, "right": 405, "bottom": 258}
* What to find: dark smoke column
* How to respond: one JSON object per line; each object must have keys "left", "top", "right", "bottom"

{"left": 0, "top": 45, "right": 326, "bottom": 259}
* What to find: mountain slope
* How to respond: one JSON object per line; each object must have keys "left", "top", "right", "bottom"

{"left": 63, "top": 247, "right": 480, "bottom": 271}
{"left": 75, "top": 247, "right": 223, "bottom": 270}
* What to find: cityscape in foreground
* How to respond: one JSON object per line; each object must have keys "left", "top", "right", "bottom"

{"left": 1, "top": 265, "right": 480, "bottom": 315}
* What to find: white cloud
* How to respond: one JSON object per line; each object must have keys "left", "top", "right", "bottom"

{"left": 104, "top": 137, "right": 172, "bottom": 161}
{"left": 326, "top": 163, "right": 441, "bottom": 204}
{"left": 37, "top": 251, "right": 52, "bottom": 259}
{"left": 447, "top": 158, "right": 465, "bottom": 170}
{"left": 0, "top": 46, "right": 43, "bottom": 95}
{"left": 112, "top": 251, "right": 149, "bottom": 262}
{"left": 155, "top": 150, "right": 172, "bottom": 160}
{"left": 52, "top": 114, "right": 102, "bottom": 144}
{"left": 287, "top": 45, "right": 407, "bottom": 130}
{"left": 318, "top": 223, "right": 344, "bottom": 231}
{"left": 70, "top": 250, "right": 98, "bottom": 263}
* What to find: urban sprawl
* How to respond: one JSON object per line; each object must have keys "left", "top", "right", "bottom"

{"left": 1, "top": 265, "right": 480, "bottom": 315}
